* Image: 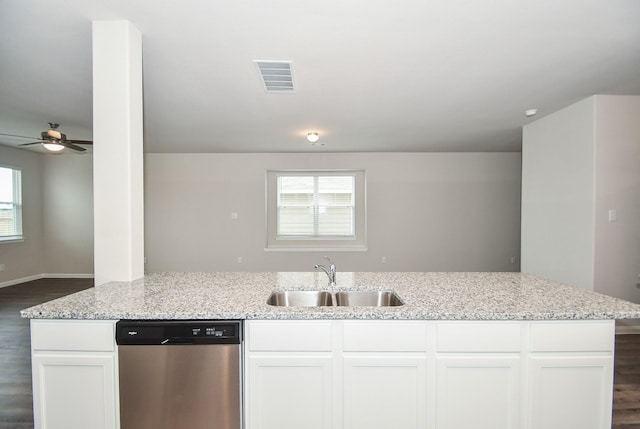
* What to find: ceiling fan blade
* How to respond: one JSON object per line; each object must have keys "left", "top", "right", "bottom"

{"left": 4, "top": 124, "right": 91, "bottom": 152}
{"left": 61, "top": 142, "right": 87, "bottom": 151}
{"left": 0, "top": 132, "right": 40, "bottom": 140}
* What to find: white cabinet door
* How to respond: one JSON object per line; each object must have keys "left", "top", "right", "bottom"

{"left": 435, "top": 356, "right": 520, "bottom": 429}
{"left": 32, "top": 353, "right": 118, "bottom": 429}
{"left": 247, "top": 355, "right": 333, "bottom": 429}
{"left": 528, "top": 356, "right": 614, "bottom": 429}
{"left": 343, "top": 355, "right": 427, "bottom": 429}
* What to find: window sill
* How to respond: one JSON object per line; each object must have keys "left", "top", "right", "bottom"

{"left": 264, "top": 246, "right": 368, "bottom": 252}
{"left": 0, "top": 237, "right": 25, "bottom": 244}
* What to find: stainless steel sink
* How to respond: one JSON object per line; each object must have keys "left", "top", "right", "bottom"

{"left": 335, "top": 290, "right": 403, "bottom": 307}
{"left": 266, "top": 290, "right": 333, "bottom": 307}
{"left": 266, "top": 290, "right": 404, "bottom": 307}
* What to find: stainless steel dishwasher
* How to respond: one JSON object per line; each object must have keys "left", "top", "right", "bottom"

{"left": 115, "top": 320, "right": 242, "bottom": 429}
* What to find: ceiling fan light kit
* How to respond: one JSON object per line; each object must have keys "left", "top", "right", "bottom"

{"left": 42, "top": 142, "right": 66, "bottom": 152}
{"left": 0, "top": 121, "right": 93, "bottom": 153}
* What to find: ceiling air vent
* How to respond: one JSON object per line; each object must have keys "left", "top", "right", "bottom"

{"left": 255, "top": 60, "right": 295, "bottom": 93}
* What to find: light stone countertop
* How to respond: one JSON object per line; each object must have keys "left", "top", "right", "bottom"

{"left": 20, "top": 271, "right": 640, "bottom": 321}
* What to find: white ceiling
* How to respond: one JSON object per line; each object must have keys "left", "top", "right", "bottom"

{"left": 1, "top": 0, "right": 639, "bottom": 153}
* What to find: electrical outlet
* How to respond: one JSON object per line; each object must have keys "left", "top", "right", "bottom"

{"left": 237, "top": 256, "right": 243, "bottom": 264}
{"left": 381, "top": 256, "right": 387, "bottom": 263}
{"left": 0, "top": 264, "right": 5, "bottom": 271}
{"left": 510, "top": 256, "right": 516, "bottom": 264}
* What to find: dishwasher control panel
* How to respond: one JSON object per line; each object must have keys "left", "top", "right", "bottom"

{"left": 116, "top": 320, "right": 242, "bottom": 345}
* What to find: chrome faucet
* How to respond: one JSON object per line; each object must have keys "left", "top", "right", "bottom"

{"left": 315, "top": 256, "right": 336, "bottom": 286}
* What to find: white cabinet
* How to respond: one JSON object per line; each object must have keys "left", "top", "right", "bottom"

{"left": 435, "top": 356, "right": 520, "bottom": 429}
{"left": 247, "top": 355, "right": 333, "bottom": 429}
{"left": 245, "top": 320, "right": 428, "bottom": 429}
{"left": 435, "top": 322, "right": 521, "bottom": 429}
{"left": 30, "top": 320, "right": 118, "bottom": 429}
{"left": 343, "top": 355, "right": 427, "bottom": 429}
{"left": 28, "top": 317, "right": 617, "bottom": 429}
{"left": 341, "top": 321, "right": 428, "bottom": 429}
{"left": 32, "top": 353, "right": 117, "bottom": 429}
{"left": 245, "top": 321, "right": 334, "bottom": 429}
{"left": 527, "top": 322, "right": 615, "bottom": 429}
{"left": 245, "top": 319, "right": 616, "bottom": 429}
{"left": 528, "top": 356, "right": 613, "bottom": 429}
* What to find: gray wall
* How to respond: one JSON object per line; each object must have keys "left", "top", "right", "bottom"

{"left": 0, "top": 145, "right": 45, "bottom": 283}
{"left": 521, "top": 97, "right": 596, "bottom": 290}
{"left": 42, "top": 154, "right": 94, "bottom": 275}
{"left": 522, "top": 95, "right": 640, "bottom": 305}
{"left": 144, "top": 152, "right": 522, "bottom": 272}
{"left": 2, "top": 148, "right": 522, "bottom": 284}
{"left": 0, "top": 146, "right": 94, "bottom": 285}
{"left": 593, "top": 96, "right": 640, "bottom": 304}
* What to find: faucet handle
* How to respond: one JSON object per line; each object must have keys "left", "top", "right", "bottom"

{"left": 324, "top": 256, "right": 336, "bottom": 272}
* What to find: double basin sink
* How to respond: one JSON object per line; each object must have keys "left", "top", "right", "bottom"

{"left": 267, "top": 290, "right": 403, "bottom": 307}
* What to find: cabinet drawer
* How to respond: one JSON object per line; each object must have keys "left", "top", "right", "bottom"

{"left": 436, "top": 322, "right": 521, "bottom": 352}
{"left": 529, "top": 321, "right": 615, "bottom": 352}
{"left": 343, "top": 321, "right": 427, "bottom": 352}
{"left": 31, "top": 320, "right": 116, "bottom": 352}
{"left": 247, "top": 320, "right": 332, "bottom": 352}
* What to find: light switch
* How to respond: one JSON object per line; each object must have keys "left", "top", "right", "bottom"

{"left": 608, "top": 209, "right": 617, "bottom": 222}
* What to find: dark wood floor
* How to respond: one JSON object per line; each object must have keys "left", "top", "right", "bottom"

{"left": 0, "top": 278, "right": 639, "bottom": 428}
{"left": 613, "top": 333, "right": 640, "bottom": 429}
{"left": 0, "top": 278, "right": 94, "bottom": 429}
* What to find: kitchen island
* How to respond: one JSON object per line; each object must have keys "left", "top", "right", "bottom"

{"left": 21, "top": 272, "right": 640, "bottom": 429}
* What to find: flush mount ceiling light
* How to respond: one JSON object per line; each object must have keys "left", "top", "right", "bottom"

{"left": 307, "top": 132, "right": 320, "bottom": 143}
{"left": 524, "top": 109, "right": 538, "bottom": 117}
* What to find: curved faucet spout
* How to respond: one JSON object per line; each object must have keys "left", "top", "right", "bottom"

{"left": 315, "top": 257, "right": 336, "bottom": 286}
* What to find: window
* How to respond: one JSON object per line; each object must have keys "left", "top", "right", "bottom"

{"left": 278, "top": 175, "right": 354, "bottom": 237}
{"left": 266, "top": 170, "right": 366, "bottom": 250}
{"left": 0, "top": 165, "right": 23, "bottom": 242}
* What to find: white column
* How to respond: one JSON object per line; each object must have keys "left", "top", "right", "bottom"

{"left": 92, "top": 21, "right": 144, "bottom": 285}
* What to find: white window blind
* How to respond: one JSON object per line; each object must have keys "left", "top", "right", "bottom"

{"left": 277, "top": 175, "right": 355, "bottom": 237}
{"left": 0, "top": 166, "right": 23, "bottom": 241}
{"left": 266, "top": 169, "right": 367, "bottom": 250}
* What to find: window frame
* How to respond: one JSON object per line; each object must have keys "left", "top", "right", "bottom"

{"left": 265, "top": 169, "right": 367, "bottom": 251}
{"left": 0, "top": 164, "right": 24, "bottom": 243}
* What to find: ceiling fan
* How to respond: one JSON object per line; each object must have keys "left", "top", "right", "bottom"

{"left": 0, "top": 122, "right": 93, "bottom": 152}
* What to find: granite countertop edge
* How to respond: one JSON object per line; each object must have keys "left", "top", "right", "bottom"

{"left": 20, "top": 271, "right": 640, "bottom": 321}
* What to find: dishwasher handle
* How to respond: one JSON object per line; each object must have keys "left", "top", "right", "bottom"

{"left": 160, "top": 338, "right": 194, "bottom": 345}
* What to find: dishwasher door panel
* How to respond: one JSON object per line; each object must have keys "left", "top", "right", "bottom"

{"left": 118, "top": 344, "right": 241, "bottom": 429}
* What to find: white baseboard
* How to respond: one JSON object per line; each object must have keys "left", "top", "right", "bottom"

{"left": 0, "top": 274, "right": 45, "bottom": 289}
{"left": 0, "top": 273, "right": 94, "bottom": 289}
{"left": 42, "top": 273, "right": 94, "bottom": 279}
